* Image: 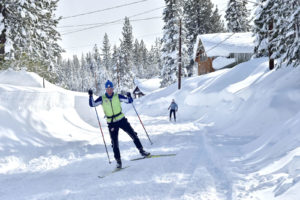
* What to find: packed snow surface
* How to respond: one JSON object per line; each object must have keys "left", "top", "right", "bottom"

{"left": 1, "top": 58, "right": 300, "bottom": 200}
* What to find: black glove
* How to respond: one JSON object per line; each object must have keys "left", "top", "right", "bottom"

{"left": 88, "top": 89, "right": 93, "bottom": 96}
{"left": 127, "top": 92, "right": 133, "bottom": 103}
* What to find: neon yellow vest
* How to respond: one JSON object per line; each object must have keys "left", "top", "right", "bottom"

{"left": 102, "top": 93, "right": 124, "bottom": 123}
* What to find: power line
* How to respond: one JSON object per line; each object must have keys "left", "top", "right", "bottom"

{"left": 60, "top": 16, "right": 162, "bottom": 35}
{"left": 58, "top": 16, "right": 162, "bottom": 29}
{"left": 61, "top": 6, "right": 165, "bottom": 35}
{"left": 61, "top": 0, "right": 148, "bottom": 20}
{"left": 126, "top": 6, "right": 165, "bottom": 19}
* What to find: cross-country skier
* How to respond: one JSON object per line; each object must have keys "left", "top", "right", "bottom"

{"left": 168, "top": 99, "right": 178, "bottom": 122}
{"left": 88, "top": 80, "right": 150, "bottom": 169}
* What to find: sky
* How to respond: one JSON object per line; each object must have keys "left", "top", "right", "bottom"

{"left": 56, "top": 0, "right": 231, "bottom": 59}
{"left": 1, "top": 55, "right": 300, "bottom": 199}
{"left": 56, "top": 0, "right": 166, "bottom": 59}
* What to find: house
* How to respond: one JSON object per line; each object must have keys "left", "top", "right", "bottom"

{"left": 194, "top": 32, "right": 255, "bottom": 75}
{"left": 132, "top": 86, "right": 145, "bottom": 99}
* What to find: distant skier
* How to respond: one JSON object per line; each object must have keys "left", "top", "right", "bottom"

{"left": 88, "top": 80, "right": 150, "bottom": 169}
{"left": 168, "top": 99, "right": 178, "bottom": 122}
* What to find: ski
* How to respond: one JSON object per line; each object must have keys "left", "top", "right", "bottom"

{"left": 130, "top": 153, "right": 176, "bottom": 161}
{"left": 98, "top": 166, "right": 129, "bottom": 179}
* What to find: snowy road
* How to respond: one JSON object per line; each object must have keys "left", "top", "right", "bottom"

{"left": 0, "top": 104, "right": 232, "bottom": 199}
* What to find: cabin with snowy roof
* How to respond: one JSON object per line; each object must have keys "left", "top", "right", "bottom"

{"left": 133, "top": 86, "right": 145, "bottom": 99}
{"left": 194, "top": 32, "right": 254, "bottom": 75}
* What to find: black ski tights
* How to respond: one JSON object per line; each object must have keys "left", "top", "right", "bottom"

{"left": 108, "top": 117, "right": 143, "bottom": 161}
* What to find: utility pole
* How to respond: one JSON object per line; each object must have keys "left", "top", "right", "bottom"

{"left": 0, "top": 4, "right": 7, "bottom": 64}
{"left": 178, "top": 18, "right": 182, "bottom": 90}
{"left": 268, "top": 20, "right": 274, "bottom": 70}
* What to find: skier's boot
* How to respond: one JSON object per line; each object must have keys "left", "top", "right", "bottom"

{"left": 139, "top": 149, "right": 151, "bottom": 157}
{"left": 116, "top": 159, "right": 122, "bottom": 169}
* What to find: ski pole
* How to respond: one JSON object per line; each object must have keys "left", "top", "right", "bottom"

{"left": 94, "top": 107, "right": 111, "bottom": 164}
{"left": 131, "top": 103, "right": 153, "bottom": 145}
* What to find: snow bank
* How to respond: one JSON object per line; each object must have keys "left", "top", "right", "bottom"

{"left": 0, "top": 69, "right": 44, "bottom": 87}
{"left": 213, "top": 56, "right": 236, "bottom": 69}
{"left": 132, "top": 58, "right": 300, "bottom": 199}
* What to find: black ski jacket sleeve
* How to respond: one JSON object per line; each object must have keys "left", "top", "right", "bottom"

{"left": 89, "top": 96, "right": 103, "bottom": 107}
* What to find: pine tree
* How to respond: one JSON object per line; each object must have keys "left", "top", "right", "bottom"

{"left": 65, "top": 59, "right": 72, "bottom": 89}
{"left": 80, "top": 53, "right": 92, "bottom": 92}
{"left": 277, "top": 0, "right": 300, "bottom": 67}
{"left": 225, "top": 0, "right": 250, "bottom": 32}
{"left": 101, "top": 33, "right": 111, "bottom": 72}
{"left": 253, "top": 0, "right": 273, "bottom": 57}
{"left": 72, "top": 55, "right": 81, "bottom": 91}
{"left": 121, "top": 17, "right": 133, "bottom": 66}
{"left": 139, "top": 40, "right": 149, "bottom": 77}
{"left": 0, "top": 0, "right": 62, "bottom": 70}
{"left": 160, "top": 0, "right": 182, "bottom": 87}
{"left": 148, "top": 46, "right": 159, "bottom": 78}
{"left": 92, "top": 45, "right": 103, "bottom": 94}
{"left": 211, "top": 6, "right": 226, "bottom": 33}
{"left": 183, "top": 0, "right": 224, "bottom": 77}
{"left": 119, "top": 17, "right": 135, "bottom": 92}
{"left": 254, "top": 0, "right": 299, "bottom": 67}
{"left": 132, "top": 39, "right": 141, "bottom": 76}
{"left": 154, "top": 37, "right": 163, "bottom": 73}
{"left": 85, "top": 52, "right": 96, "bottom": 92}
{"left": 111, "top": 45, "right": 121, "bottom": 91}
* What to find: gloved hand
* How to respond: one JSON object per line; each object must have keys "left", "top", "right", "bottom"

{"left": 126, "top": 92, "right": 133, "bottom": 103}
{"left": 88, "top": 89, "right": 93, "bottom": 96}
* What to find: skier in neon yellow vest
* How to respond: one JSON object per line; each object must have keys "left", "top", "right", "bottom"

{"left": 89, "top": 80, "right": 150, "bottom": 168}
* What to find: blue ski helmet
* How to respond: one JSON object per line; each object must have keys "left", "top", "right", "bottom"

{"left": 105, "top": 80, "right": 114, "bottom": 89}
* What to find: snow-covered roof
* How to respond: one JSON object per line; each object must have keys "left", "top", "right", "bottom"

{"left": 194, "top": 32, "right": 255, "bottom": 58}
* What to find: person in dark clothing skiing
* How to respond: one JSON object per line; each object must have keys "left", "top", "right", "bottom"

{"left": 88, "top": 80, "right": 150, "bottom": 169}
{"left": 168, "top": 99, "right": 178, "bottom": 122}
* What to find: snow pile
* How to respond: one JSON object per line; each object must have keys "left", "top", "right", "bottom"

{"left": 0, "top": 69, "right": 45, "bottom": 88}
{"left": 134, "top": 78, "right": 162, "bottom": 94}
{"left": 1, "top": 58, "right": 300, "bottom": 200}
{"left": 213, "top": 56, "right": 236, "bottom": 69}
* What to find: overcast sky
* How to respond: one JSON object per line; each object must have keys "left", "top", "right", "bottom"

{"left": 56, "top": 0, "right": 231, "bottom": 59}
